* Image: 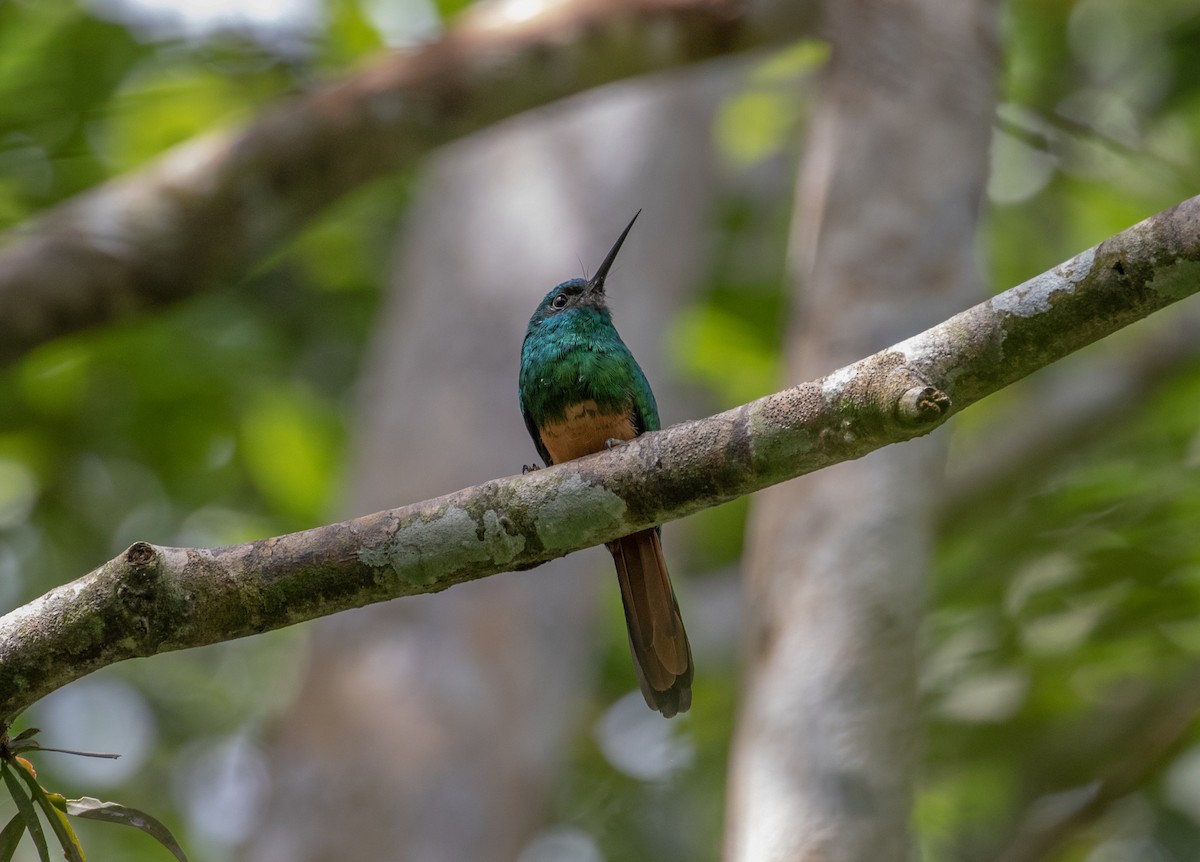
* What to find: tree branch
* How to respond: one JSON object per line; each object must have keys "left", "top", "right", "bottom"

{"left": 944, "top": 304, "right": 1200, "bottom": 511}
{"left": 994, "top": 668, "right": 1200, "bottom": 862}
{"left": 0, "top": 0, "right": 813, "bottom": 366}
{"left": 2, "top": 195, "right": 1198, "bottom": 722}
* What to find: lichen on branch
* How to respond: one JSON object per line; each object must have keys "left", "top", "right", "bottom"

{"left": 1, "top": 195, "right": 1197, "bottom": 722}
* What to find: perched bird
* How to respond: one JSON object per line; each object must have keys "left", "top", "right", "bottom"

{"left": 518, "top": 212, "right": 693, "bottom": 717}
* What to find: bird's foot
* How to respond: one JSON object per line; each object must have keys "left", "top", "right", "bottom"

{"left": 522, "top": 463, "right": 541, "bottom": 474}
{"left": 604, "top": 438, "right": 626, "bottom": 450}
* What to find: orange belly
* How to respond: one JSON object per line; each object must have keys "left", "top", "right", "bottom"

{"left": 538, "top": 399, "right": 637, "bottom": 464}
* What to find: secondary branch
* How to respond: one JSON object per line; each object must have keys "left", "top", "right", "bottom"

{"left": 0, "top": 0, "right": 813, "bottom": 365}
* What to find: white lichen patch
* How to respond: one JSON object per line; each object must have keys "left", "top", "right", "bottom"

{"left": 1148, "top": 258, "right": 1200, "bottom": 301}
{"left": 482, "top": 509, "right": 525, "bottom": 564}
{"left": 1, "top": 575, "right": 95, "bottom": 632}
{"left": 1, "top": 589, "right": 58, "bottom": 629}
{"left": 534, "top": 471, "right": 627, "bottom": 551}
{"left": 358, "top": 504, "right": 523, "bottom": 586}
{"left": 992, "top": 246, "right": 1095, "bottom": 317}
{"left": 821, "top": 363, "right": 859, "bottom": 398}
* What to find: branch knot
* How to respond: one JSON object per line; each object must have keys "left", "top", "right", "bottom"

{"left": 896, "top": 385, "right": 952, "bottom": 426}
{"left": 119, "top": 542, "right": 162, "bottom": 594}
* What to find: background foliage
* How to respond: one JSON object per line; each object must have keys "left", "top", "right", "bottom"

{"left": 1, "top": 0, "right": 1199, "bottom": 859}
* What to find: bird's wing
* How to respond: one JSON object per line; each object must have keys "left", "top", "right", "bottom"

{"left": 628, "top": 361, "right": 660, "bottom": 435}
{"left": 521, "top": 397, "right": 554, "bottom": 467}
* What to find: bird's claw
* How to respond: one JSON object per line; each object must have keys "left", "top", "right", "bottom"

{"left": 522, "top": 463, "right": 541, "bottom": 474}
{"left": 604, "top": 438, "right": 626, "bottom": 450}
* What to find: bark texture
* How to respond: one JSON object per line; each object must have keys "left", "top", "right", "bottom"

{"left": 726, "top": 1, "right": 1001, "bottom": 859}
{"left": 1, "top": 192, "right": 1198, "bottom": 725}
{"left": 9, "top": 189, "right": 1200, "bottom": 729}
{"left": 945, "top": 303, "right": 1200, "bottom": 510}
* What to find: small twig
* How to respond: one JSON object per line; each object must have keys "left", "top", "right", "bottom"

{"left": 995, "top": 671, "right": 1200, "bottom": 862}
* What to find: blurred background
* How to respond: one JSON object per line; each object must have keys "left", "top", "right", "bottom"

{"left": 1, "top": 0, "right": 1200, "bottom": 860}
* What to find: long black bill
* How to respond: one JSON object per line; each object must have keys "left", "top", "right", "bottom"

{"left": 589, "top": 209, "right": 641, "bottom": 295}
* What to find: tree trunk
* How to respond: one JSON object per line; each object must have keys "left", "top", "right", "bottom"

{"left": 725, "top": 2, "right": 1000, "bottom": 859}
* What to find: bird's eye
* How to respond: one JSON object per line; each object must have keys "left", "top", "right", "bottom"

{"left": 551, "top": 294, "right": 569, "bottom": 309}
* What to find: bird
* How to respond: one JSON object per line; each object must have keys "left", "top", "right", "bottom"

{"left": 518, "top": 211, "right": 693, "bottom": 717}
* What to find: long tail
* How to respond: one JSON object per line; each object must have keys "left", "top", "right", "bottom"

{"left": 608, "top": 529, "right": 693, "bottom": 718}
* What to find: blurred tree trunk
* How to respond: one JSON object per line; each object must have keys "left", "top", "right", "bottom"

{"left": 238, "top": 69, "right": 726, "bottom": 862}
{"left": 725, "top": 2, "right": 999, "bottom": 860}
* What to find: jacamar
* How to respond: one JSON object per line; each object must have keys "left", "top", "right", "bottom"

{"left": 518, "top": 212, "right": 693, "bottom": 718}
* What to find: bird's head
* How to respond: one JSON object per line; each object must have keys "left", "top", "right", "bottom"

{"left": 526, "top": 210, "right": 640, "bottom": 330}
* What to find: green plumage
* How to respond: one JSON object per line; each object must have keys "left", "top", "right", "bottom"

{"left": 519, "top": 278, "right": 659, "bottom": 466}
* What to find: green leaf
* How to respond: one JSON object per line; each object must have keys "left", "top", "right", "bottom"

{"left": 40, "top": 801, "right": 85, "bottom": 862}
{"left": 1, "top": 763, "right": 49, "bottom": 862}
{"left": 239, "top": 386, "right": 340, "bottom": 522}
{"left": 13, "top": 727, "right": 40, "bottom": 742}
{"left": 10, "top": 758, "right": 84, "bottom": 862}
{"left": 325, "top": 0, "right": 384, "bottom": 63}
{"left": 65, "top": 798, "right": 188, "bottom": 862}
{"left": 0, "top": 813, "right": 26, "bottom": 862}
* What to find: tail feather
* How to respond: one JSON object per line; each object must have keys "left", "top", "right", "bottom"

{"left": 609, "top": 529, "right": 693, "bottom": 718}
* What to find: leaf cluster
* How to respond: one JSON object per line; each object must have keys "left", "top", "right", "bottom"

{"left": 0, "top": 727, "right": 184, "bottom": 862}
